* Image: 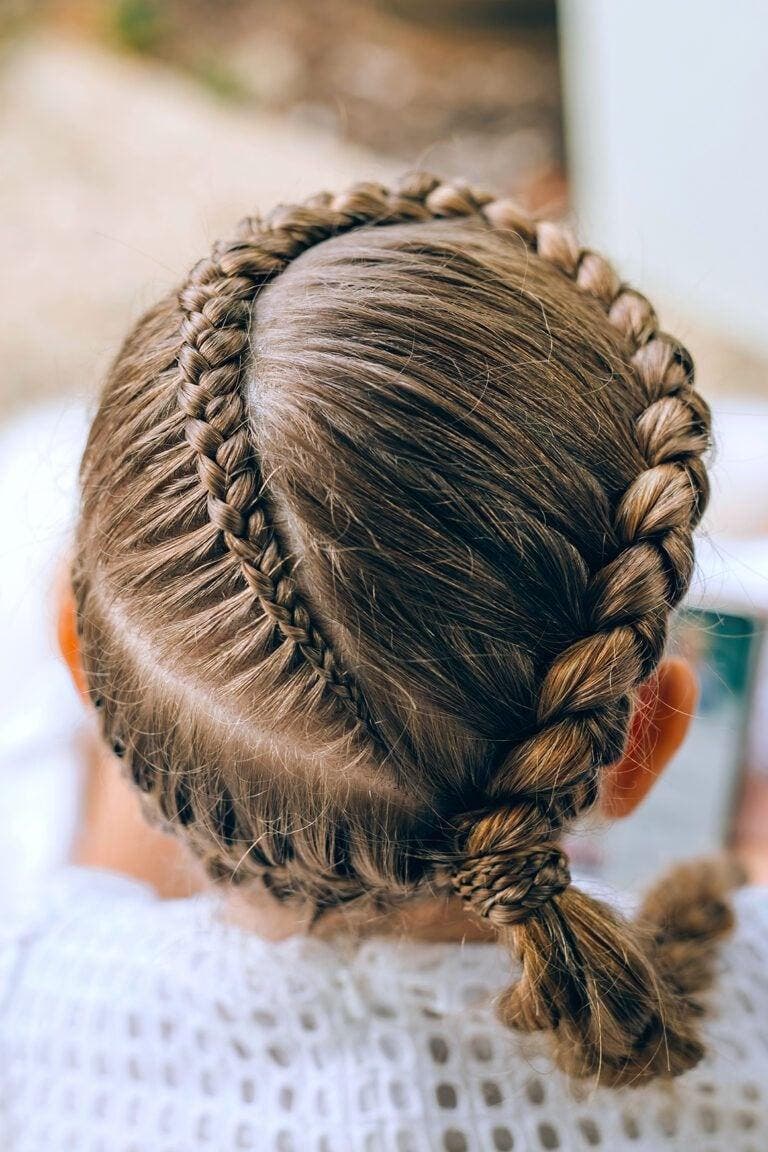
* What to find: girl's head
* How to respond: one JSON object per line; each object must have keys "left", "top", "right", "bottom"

{"left": 73, "top": 174, "right": 733, "bottom": 1085}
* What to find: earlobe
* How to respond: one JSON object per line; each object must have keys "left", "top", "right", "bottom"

{"left": 56, "top": 566, "right": 89, "bottom": 702}
{"left": 601, "top": 658, "right": 698, "bottom": 819}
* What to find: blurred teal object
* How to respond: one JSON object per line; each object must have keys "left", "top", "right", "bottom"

{"left": 566, "top": 606, "right": 765, "bottom": 890}
{"left": 377, "top": 0, "right": 556, "bottom": 26}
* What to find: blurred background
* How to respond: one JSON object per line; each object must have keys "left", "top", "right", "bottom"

{"left": 1, "top": 0, "right": 767, "bottom": 418}
{"left": 1, "top": 0, "right": 767, "bottom": 899}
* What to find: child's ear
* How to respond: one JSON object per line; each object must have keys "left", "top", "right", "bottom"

{"left": 601, "top": 658, "right": 698, "bottom": 819}
{"left": 56, "top": 564, "right": 89, "bottom": 703}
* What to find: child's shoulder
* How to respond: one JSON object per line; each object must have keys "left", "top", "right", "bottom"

{"left": 719, "top": 883, "right": 768, "bottom": 998}
{"left": 731, "top": 882, "right": 768, "bottom": 933}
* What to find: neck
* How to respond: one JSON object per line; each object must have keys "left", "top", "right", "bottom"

{"left": 224, "top": 886, "right": 497, "bottom": 944}
{"left": 73, "top": 735, "right": 497, "bottom": 944}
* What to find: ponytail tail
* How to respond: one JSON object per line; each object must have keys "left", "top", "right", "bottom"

{"left": 496, "top": 855, "right": 743, "bottom": 1087}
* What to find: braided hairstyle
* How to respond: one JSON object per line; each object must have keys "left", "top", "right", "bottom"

{"left": 74, "top": 173, "right": 738, "bottom": 1086}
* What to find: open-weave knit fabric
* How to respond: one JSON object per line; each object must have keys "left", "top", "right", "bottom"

{"left": 1, "top": 868, "right": 767, "bottom": 1152}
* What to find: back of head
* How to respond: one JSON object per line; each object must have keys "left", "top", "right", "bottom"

{"left": 74, "top": 175, "right": 735, "bottom": 1086}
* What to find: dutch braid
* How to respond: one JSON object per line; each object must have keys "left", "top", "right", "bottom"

{"left": 176, "top": 174, "right": 493, "bottom": 730}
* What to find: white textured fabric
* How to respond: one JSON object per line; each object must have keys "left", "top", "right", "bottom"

{"left": 1, "top": 868, "right": 767, "bottom": 1152}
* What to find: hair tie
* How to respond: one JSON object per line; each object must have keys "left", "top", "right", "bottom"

{"left": 451, "top": 803, "right": 571, "bottom": 926}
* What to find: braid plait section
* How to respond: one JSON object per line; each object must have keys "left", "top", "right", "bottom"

{"left": 445, "top": 205, "right": 728, "bottom": 1085}
{"left": 176, "top": 174, "right": 493, "bottom": 728}
{"left": 456, "top": 202, "right": 711, "bottom": 860}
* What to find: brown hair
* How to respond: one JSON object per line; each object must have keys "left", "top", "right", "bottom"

{"left": 74, "top": 173, "right": 739, "bottom": 1086}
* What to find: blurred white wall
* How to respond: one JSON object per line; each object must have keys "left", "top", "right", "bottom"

{"left": 559, "top": 0, "right": 768, "bottom": 357}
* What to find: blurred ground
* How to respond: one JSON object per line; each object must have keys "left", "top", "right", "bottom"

{"left": 0, "top": 33, "right": 395, "bottom": 416}
{"left": 1, "top": 19, "right": 766, "bottom": 425}
{"left": 20, "top": 0, "right": 563, "bottom": 185}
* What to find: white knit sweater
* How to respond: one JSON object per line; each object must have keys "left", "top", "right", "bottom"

{"left": 1, "top": 867, "right": 766, "bottom": 1152}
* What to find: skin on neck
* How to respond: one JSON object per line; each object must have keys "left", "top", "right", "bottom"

{"left": 59, "top": 580, "right": 697, "bottom": 942}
